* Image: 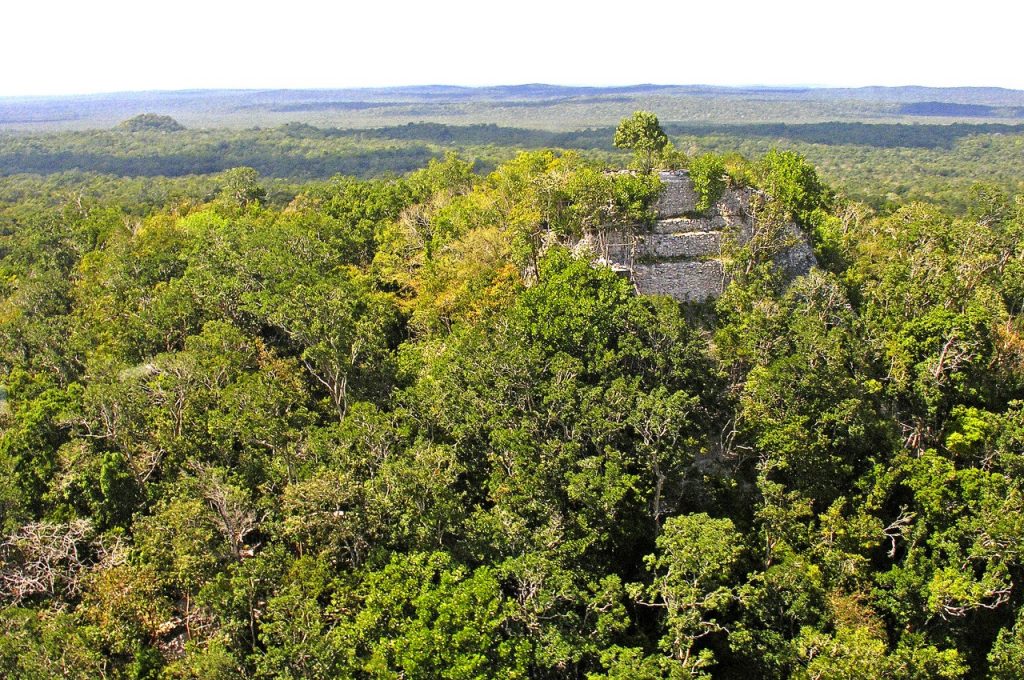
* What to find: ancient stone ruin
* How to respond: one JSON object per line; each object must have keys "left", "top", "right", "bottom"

{"left": 576, "top": 170, "right": 816, "bottom": 302}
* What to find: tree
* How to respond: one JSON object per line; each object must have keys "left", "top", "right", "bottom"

{"left": 0, "top": 608, "right": 106, "bottom": 679}
{"left": 756, "top": 150, "right": 830, "bottom": 226}
{"left": 628, "top": 513, "right": 743, "bottom": 677}
{"left": 689, "top": 153, "right": 726, "bottom": 213}
{"left": 329, "top": 552, "right": 531, "bottom": 678}
{"left": 0, "top": 519, "right": 96, "bottom": 604}
{"left": 614, "top": 111, "right": 668, "bottom": 173}
{"left": 257, "top": 277, "right": 400, "bottom": 423}
{"left": 218, "top": 167, "right": 266, "bottom": 209}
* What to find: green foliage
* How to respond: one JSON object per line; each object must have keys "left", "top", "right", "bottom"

{"left": 97, "top": 451, "right": 141, "bottom": 529}
{"left": 336, "top": 552, "right": 531, "bottom": 678}
{"left": 2, "top": 111, "right": 1023, "bottom": 213}
{"left": 990, "top": 609, "right": 1024, "bottom": 678}
{"left": 118, "top": 113, "right": 185, "bottom": 133}
{"left": 614, "top": 111, "right": 669, "bottom": 173}
{"left": 688, "top": 153, "right": 726, "bottom": 213}
{"left": 218, "top": 167, "right": 266, "bottom": 208}
{"left": 628, "top": 514, "right": 742, "bottom": 676}
{"left": 408, "top": 152, "right": 477, "bottom": 200}
{"left": 0, "top": 386, "right": 78, "bottom": 517}
{"left": 133, "top": 489, "right": 229, "bottom": 595}
{"left": 756, "top": 149, "right": 831, "bottom": 226}
{"left": 0, "top": 607, "right": 105, "bottom": 678}
{"left": 657, "top": 141, "right": 689, "bottom": 171}
{"left": 0, "top": 148, "right": 1022, "bottom": 677}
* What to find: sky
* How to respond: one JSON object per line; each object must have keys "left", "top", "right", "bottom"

{"left": 1, "top": 0, "right": 1022, "bottom": 97}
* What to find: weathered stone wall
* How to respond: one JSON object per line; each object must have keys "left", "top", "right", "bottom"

{"left": 577, "top": 170, "right": 815, "bottom": 303}
{"left": 631, "top": 260, "right": 725, "bottom": 302}
{"left": 653, "top": 171, "right": 700, "bottom": 218}
{"left": 641, "top": 231, "right": 723, "bottom": 259}
{"left": 652, "top": 216, "right": 725, "bottom": 233}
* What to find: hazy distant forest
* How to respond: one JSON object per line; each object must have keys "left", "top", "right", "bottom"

{"left": 2, "top": 85, "right": 1024, "bottom": 211}
{"left": 2, "top": 86, "right": 1024, "bottom": 678}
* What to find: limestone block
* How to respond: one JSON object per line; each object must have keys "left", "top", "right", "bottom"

{"left": 654, "top": 171, "right": 699, "bottom": 218}
{"left": 718, "top": 187, "right": 757, "bottom": 221}
{"left": 631, "top": 260, "right": 726, "bottom": 302}
{"left": 638, "top": 231, "right": 722, "bottom": 259}
{"left": 652, "top": 216, "right": 726, "bottom": 234}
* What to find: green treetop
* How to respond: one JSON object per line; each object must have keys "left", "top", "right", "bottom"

{"left": 614, "top": 111, "right": 669, "bottom": 173}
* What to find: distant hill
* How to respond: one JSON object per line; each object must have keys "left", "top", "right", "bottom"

{"left": 3, "top": 84, "right": 1024, "bottom": 131}
{"left": 118, "top": 113, "right": 185, "bottom": 132}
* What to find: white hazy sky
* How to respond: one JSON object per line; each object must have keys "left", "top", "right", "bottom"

{"left": 1, "top": 0, "right": 1021, "bottom": 96}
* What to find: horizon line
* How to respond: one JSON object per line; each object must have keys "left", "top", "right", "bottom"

{"left": 3, "top": 82, "right": 1023, "bottom": 101}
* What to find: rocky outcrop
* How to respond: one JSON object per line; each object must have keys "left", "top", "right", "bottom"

{"left": 579, "top": 170, "right": 815, "bottom": 302}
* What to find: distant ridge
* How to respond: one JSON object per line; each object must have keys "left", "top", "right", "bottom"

{"left": 3, "top": 84, "right": 1024, "bottom": 130}
{"left": 4, "top": 84, "right": 1024, "bottom": 103}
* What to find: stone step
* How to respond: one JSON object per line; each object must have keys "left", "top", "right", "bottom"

{"left": 638, "top": 231, "right": 722, "bottom": 259}
{"left": 652, "top": 216, "right": 725, "bottom": 234}
{"left": 654, "top": 171, "right": 698, "bottom": 218}
{"left": 631, "top": 260, "right": 726, "bottom": 303}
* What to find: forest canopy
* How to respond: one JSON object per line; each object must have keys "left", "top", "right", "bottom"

{"left": 1, "top": 126, "right": 1024, "bottom": 678}
{"left": 1, "top": 116, "right": 1023, "bottom": 212}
